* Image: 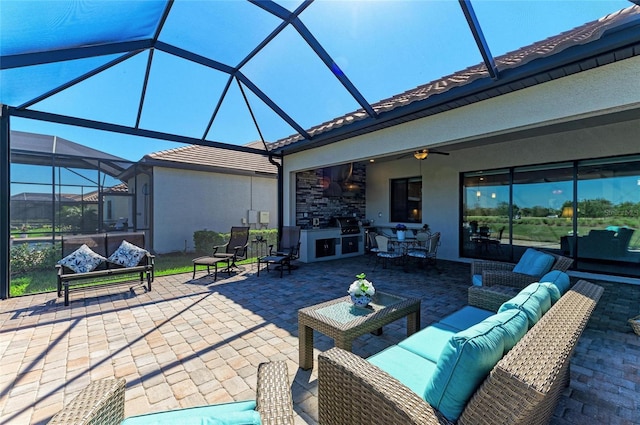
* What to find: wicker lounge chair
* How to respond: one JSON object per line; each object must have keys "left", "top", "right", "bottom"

{"left": 468, "top": 250, "right": 574, "bottom": 311}
{"left": 49, "top": 361, "right": 294, "bottom": 425}
{"left": 318, "top": 279, "right": 603, "bottom": 425}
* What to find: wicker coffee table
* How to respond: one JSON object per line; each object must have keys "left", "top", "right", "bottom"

{"left": 298, "top": 291, "right": 421, "bottom": 370}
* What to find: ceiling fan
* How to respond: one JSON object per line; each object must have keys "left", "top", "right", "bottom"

{"left": 402, "top": 148, "right": 450, "bottom": 160}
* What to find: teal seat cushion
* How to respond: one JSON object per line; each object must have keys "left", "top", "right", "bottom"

{"left": 540, "top": 270, "right": 570, "bottom": 294}
{"left": 472, "top": 274, "right": 482, "bottom": 286}
{"left": 121, "top": 400, "right": 260, "bottom": 425}
{"left": 398, "top": 323, "right": 458, "bottom": 362}
{"left": 438, "top": 306, "right": 494, "bottom": 331}
{"left": 368, "top": 345, "right": 438, "bottom": 397}
{"left": 424, "top": 311, "right": 519, "bottom": 422}
{"left": 512, "top": 248, "right": 555, "bottom": 276}
{"left": 498, "top": 283, "right": 551, "bottom": 328}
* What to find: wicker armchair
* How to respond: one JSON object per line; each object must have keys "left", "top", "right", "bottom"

{"left": 49, "top": 361, "right": 294, "bottom": 425}
{"left": 318, "top": 280, "right": 603, "bottom": 425}
{"left": 468, "top": 252, "right": 573, "bottom": 311}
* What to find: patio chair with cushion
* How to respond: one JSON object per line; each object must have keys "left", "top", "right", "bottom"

{"left": 406, "top": 232, "right": 440, "bottom": 269}
{"left": 257, "top": 226, "right": 301, "bottom": 278}
{"left": 192, "top": 226, "right": 250, "bottom": 279}
{"left": 471, "top": 248, "right": 573, "bottom": 289}
{"left": 49, "top": 361, "right": 294, "bottom": 425}
{"left": 374, "top": 234, "right": 403, "bottom": 269}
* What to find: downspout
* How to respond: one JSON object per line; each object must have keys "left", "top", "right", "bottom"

{"left": 268, "top": 154, "right": 283, "bottom": 233}
{"left": 1, "top": 105, "right": 11, "bottom": 299}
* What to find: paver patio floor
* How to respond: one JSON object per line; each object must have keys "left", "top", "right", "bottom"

{"left": 1, "top": 256, "right": 639, "bottom": 424}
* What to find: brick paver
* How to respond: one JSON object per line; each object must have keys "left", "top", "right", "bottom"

{"left": 0, "top": 256, "right": 639, "bottom": 424}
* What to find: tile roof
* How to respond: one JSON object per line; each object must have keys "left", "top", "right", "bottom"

{"left": 81, "top": 182, "right": 129, "bottom": 202}
{"left": 269, "top": 5, "right": 640, "bottom": 151}
{"left": 143, "top": 141, "right": 277, "bottom": 176}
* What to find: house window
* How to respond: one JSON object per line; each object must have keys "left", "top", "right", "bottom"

{"left": 106, "top": 200, "right": 113, "bottom": 220}
{"left": 461, "top": 155, "right": 640, "bottom": 278}
{"left": 390, "top": 177, "right": 422, "bottom": 223}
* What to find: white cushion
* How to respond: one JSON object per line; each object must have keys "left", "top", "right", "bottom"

{"left": 108, "top": 240, "right": 148, "bottom": 268}
{"left": 58, "top": 244, "right": 106, "bottom": 273}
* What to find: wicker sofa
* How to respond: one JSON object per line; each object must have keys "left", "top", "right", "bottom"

{"left": 318, "top": 278, "right": 603, "bottom": 425}
{"left": 56, "top": 232, "right": 154, "bottom": 306}
{"left": 49, "top": 361, "right": 294, "bottom": 425}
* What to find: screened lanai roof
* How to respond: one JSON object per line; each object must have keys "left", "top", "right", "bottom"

{"left": 9, "top": 130, "right": 132, "bottom": 177}
{"left": 1, "top": 0, "right": 639, "bottom": 158}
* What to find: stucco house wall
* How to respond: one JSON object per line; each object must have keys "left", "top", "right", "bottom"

{"left": 152, "top": 167, "right": 277, "bottom": 253}
{"left": 281, "top": 55, "right": 640, "bottom": 262}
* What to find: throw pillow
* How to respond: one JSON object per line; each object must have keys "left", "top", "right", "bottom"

{"left": 424, "top": 311, "right": 515, "bottom": 422}
{"left": 512, "top": 248, "right": 555, "bottom": 276}
{"left": 58, "top": 244, "right": 106, "bottom": 273}
{"left": 108, "top": 240, "right": 148, "bottom": 268}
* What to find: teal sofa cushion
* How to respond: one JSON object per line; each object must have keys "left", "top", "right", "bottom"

{"left": 472, "top": 274, "right": 482, "bottom": 286}
{"left": 121, "top": 400, "right": 261, "bottom": 425}
{"left": 540, "top": 270, "right": 570, "bottom": 294}
{"left": 498, "top": 283, "right": 551, "bottom": 328}
{"left": 438, "top": 306, "right": 494, "bottom": 331}
{"left": 423, "top": 310, "right": 520, "bottom": 422}
{"left": 540, "top": 282, "right": 562, "bottom": 303}
{"left": 398, "top": 323, "right": 458, "bottom": 362}
{"left": 488, "top": 309, "right": 528, "bottom": 353}
{"left": 512, "top": 248, "right": 554, "bottom": 276}
{"left": 368, "top": 345, "right": 438, "bottom": 397}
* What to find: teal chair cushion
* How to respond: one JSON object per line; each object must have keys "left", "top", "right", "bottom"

{"left": 368, "top": 345, "right": 438, "bottom": 397}
{"left": 512, "top": 248, "right": 555, "bottom": 276}
{"left": 121, "top": 400, "right": 261, "bottom": 425}
{"left": 398, "top": 323, "right": 458, "bottom": 362}
{"left": 424, "top": 310, "right": 522, "bottom": 422}
{"left": 498, "top": 282, "right": 552, "bottom": 328}
{"left": 472, "top": 274, "right": 482, "bottom": 286}
{"left": 438, "top": 306, "right": 494, "bottom": 331}
{"left": 540, "top": 270, "right": 570, "bottom": 294}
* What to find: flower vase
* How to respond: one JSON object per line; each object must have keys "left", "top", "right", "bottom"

{"left": 396, "top": 230, "right": 406, "bottom": 241}
{"left": 350, "top": 294, "right": 372, "bottom": 308}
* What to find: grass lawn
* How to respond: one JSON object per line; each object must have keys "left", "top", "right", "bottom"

{"left": 9, "top": 252, "right": 256, "bottom": 297}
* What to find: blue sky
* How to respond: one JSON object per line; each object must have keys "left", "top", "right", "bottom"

{"left": 3, "top": 0, "right": 633, "bottom": 161}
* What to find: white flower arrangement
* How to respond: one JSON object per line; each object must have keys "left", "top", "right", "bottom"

{"left": 348, "top": 273, "right": 375, "bottom": 298}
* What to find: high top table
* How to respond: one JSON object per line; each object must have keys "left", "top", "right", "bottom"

{"left": 298, "top": 291, "right": 421, "bottom": 370}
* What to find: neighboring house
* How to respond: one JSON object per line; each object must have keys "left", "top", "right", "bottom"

{"left": 270, "top": 6, "right": 640, "bottom": 278}
{"left": 82, "top": 183, "right": 131, "bottom": 230}
{"left": 124, "top": 141, "right": 278, "bottom": 254}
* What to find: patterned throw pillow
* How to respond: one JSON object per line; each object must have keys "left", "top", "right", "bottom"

{"left": 108, "top": 240, "right": 148, "bottom": 268}
{"left": 58, "top": 244, "right": 107, "bottom": 273}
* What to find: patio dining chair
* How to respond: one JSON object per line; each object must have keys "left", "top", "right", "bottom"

{"left": 257, "top": 226, "right": 301, "bottom": 278}
{"left": 406, "top": 232, "right": 441, "bottom": 270}
{"left": 374, "top": 234, "right": 403, "bottom": 269}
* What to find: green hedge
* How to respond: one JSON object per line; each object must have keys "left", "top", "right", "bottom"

{"left": 10, "top": 242, "right": 61, "bottom": 276}
{"left": 193, "top": 229, "right": 280, "bottom": 257}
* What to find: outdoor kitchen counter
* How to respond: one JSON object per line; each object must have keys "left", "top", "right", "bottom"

{"left": 299, "top": 228, "right": 365, "bottom": 263}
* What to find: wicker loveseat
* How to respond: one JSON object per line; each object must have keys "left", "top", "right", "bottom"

{"left": 49, "top": 361, "right": 294, "bottom": 425}
{"left": 56, "top": 232, "right": 154, "bottom": 306}
{"left": 318, "top": 278, "right": 603, "bottom": 425}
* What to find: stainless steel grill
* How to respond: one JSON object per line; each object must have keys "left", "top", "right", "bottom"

{"left": 329, "top": 216, "right": 361, "bottom": 235}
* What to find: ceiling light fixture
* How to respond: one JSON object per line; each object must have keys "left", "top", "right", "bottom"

{"left": 413, "top": 149, "right": 429, "bottom": 160}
